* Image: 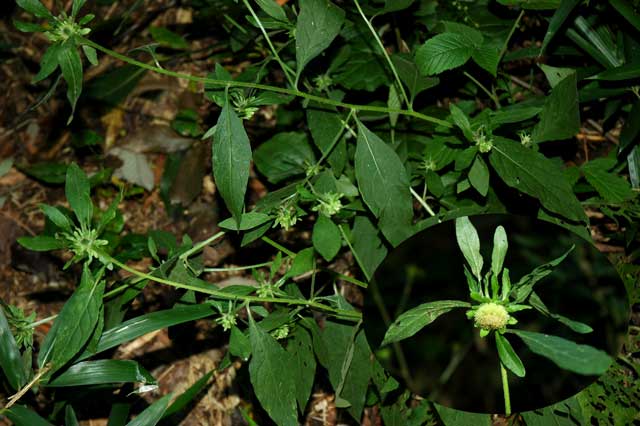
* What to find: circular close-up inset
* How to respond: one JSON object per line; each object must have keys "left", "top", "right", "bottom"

{"left": 363, "top": 214, "right": 628, "bottom": 414}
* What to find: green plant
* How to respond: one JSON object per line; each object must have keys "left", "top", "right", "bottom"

{"left": 382, "top": 216, "right": 613, "bottom": 415}
{"left": 2, "top": 0, "right": 639, "bottom": 424}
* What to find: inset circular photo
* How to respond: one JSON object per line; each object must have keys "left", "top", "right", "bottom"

{"left": 363, "top": 214, "right": 628, "bottom": 414}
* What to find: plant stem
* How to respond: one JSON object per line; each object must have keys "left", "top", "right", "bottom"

{"left": 352, "top": 0, "right": 411, "bottom": 108}
{"left": 499, "top": 10, "right": 525, "bottom": 61}
{"left": 241, "top": 0, "right": 296, "bottom": 86}
{"left": 102, "top": 252, "right": 361, "bottom": 321}
{"left": 261, "top": 236, "right": 296, "bottom": 258}
{"left": 410, "top": 186, "right": 436, "bottom": 217}
{"left": 179, "top": 231, "right": 226, "bottom": 261}
{"left": 500, "top": 362, "right": 512, "bottom": 416}
{"left": 463, "top": 71, "right": 500, "bottom": 109}
{"left": 80, "top": 39, "right": 451, "bottom": 127}
{"left": 203, "top": 260, "right": 273, "bottom": 272}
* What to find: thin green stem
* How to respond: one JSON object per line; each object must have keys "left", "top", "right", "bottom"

{"left": 179, "top": 231, "right": 226, "bottom": 261}
{"left": 464, "top": 71, "right": 500, "bottom": 109}
{"left": 204, "top": 261, "right": 273, "bottom": 272}
{"left": 500, "top": 362, "right": 512, "bottom": 416}
{"left": 410, "top": 186, "right": 436, "bottom": 217}
{"left": 304, "top": 110, "right": 354, "bottom": 183}
{"left": 81, "top": 39, "right": 451, "bottom": 127}
{"left": 499, "top": 10, "right": 525, "bottom": 62}
{"left": 352, "top": 0, "right": 411, "bottom": 109}
{"left": 261, "top": 236, "right": 296, "bottom": 258}
{"left": 102, "top": 253, "right": 360, "bottom": 320}
{"left": 241, "top": 0, "right": 296, "bottom": 86}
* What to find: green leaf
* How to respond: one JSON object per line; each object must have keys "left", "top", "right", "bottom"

{"left": 71, "top": 0, "right": 87, "bottom": 18}
{"left": 295, "top": 0, "right": 345, "bottom": 78}
{"left": 312, "top": 215, "right": 341, "bottom": 262}
{"left": 491, "top": 225, "right": 508, "bottom": 276}
{"left": 610, "top": 0, "right": 640, "bottom": 33}
{"left": 472, "top": 39, "right": 501, "bottom": 77}
{"left": 529, "top": 292, "right": 593, "bottom": 334}
{"left": 58, "top": 43, "right": 83, "bottom": 124}
{"left": 65, "top": 163, "right": 93, "bottom": 228}
{"left": 455, "top": 217, "right": 484, "bottom": 280}
{"left": 307, "top": 108, "right": 347, "bottom": 175}
{"left": 496, "top": 0, "right": 560, "bottom": 9}
{"left": 382, "top": 300, "right": 471, "bottom": 346}
{"left": 449, "top": 104, "right": 473, "bottom": 140}
{"left": 511, "top": 245, "right": 573, "bottom": 303}
{"left": 468, "top": 156, "right": 490, "bottom": 197}
{"left": 218, "top": 212, "right": 272, "bottom": 231}
{"left": 80, "top": 304, "right": 215, "bottom": 360}
{"left": 286, "top": 326, "right": 316, "bottom": 413}
{"left": 495, "top": 333, "right": 525, "bottom": 377}
{"left": 16, "top": 0, "right": 53, "bottom": 19}
{"left": 589, "top": 62, "right": 640, "bottom": 81}
{"left": 582, "top": 160, "right": 634, "bottom": 203}
{"left": 253, "top": 132, "right": 315, "bottom": 184}
{"left": 125, "top": 393, "right": 172, "bottom": 426}
{"left": 256, "top": 0, "right": 288, "bottom": 22}
{"left": 350, "top": 216, "right": 388, "bottom": 281}
{"left": 322, "top": 321, "right": 372, "bottom": 421}
{"left": 47, "top": 360, "right": 155, "bottom": 387}
{"left": 489, "top": 138, "right": 586, "bottom": 222}
{"left": 354, "top": 119, "right": 413, "bottom": 245}
{"left": 620, "top": 100, "right": 640, "bottom": 153}
{"left": 33, "top": 43, "right": 62, "bottom": 83}
{"left": 0, "top": 306, "right": 28, "bottom": 390}
{"left": 434, "top": 403, "right": 492, "bottom": 426}
{"left": 248, "top": 316, "right": 298, "bottom": 426}
{"left": 539, "top": 64, "right": 575, "bottom": 88}
{"left": 509, "top": 329, "right": 612, "bottom": 375}
{"left": 65, "top": 405, "right": 79, "bottom": 426}
{"left": 149, "top": 27, "right": 189, "bottom": 50}
{"left": 540, "top": 0, "right": 581, "bottom": 54}
{"left": 163, "top": 370, "right": 214, "bottom": 418}
{"left": 82, "top": 45, "right": 98, "bottom": 66}
{"left": 17, "top": 235, "right": 65, "bottom": 251}
{"left": 6, "top": 405, "right": 55, "bottom": 426}
{"left": 38, "top": 265, "right": 104, "bottom": 374}
{"left": 13, "top": 19, "right": 45, "bottom": 32}
{"left": 532, "top": 71, "right": 580, "bottom": 143}
{"left": 229, "top": 326, "right": 251, "bottom": 360}
{"left": 415, "top": 33, "right": 473, "bottom": 76}
{"left": 391, "top": 53, "right": 439, "bottom": 102}
{"left": 212, "top": 97, "right": 252, "bottom": 226}
{"left": 39, "top": 204, "right": 71, "bottom": 231}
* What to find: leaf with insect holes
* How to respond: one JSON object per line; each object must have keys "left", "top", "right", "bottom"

{"left": 382, "top": 300, "right": 470, "bottom": 346}
{"left": 212, "top": 97, "right": 252, "bottom": 227}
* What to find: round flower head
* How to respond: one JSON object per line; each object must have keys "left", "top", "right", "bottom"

{"left": 474, "top": 302, "right": 509, "bottom": 331}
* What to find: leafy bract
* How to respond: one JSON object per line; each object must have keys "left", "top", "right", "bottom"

{"left": 491, "top": 225, "right": 508, "bottom": 276}
{"left": 495, "top": 333, "right": 525, "bottom": 377}
{"left": 455, "top": 217, "right": 483, "bottom": 280}
{"left": 382, "top": 300, "right": 470, "bottom": 346}
{"left": 509, "top": 329, "right": 612, "bottom": 375}
{"left": 510, "top": 245, "right": 574, "bottom": 303}
{"left": 211, "top": 97, "right": 252, "bottom": 226}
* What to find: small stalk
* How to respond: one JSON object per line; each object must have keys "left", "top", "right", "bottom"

{"left": 500, "top": 361, "right": 512, "bottom": 416}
